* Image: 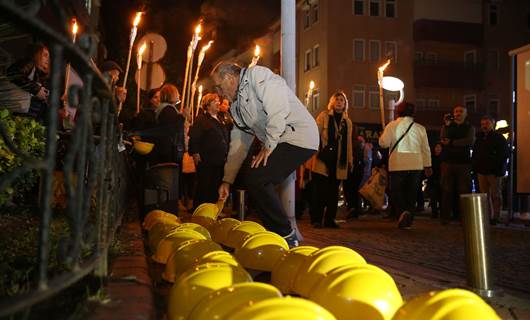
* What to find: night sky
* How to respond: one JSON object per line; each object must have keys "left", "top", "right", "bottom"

{"left": 100, "top": 0, "right": 280, "bottom": 87}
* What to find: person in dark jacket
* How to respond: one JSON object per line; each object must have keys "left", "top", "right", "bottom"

{"left": 440, "top": 105, "right": 475, "bottom": 224}
{"left": 189, "top": 93, "right": 230, "bottom": 207}
{"left": 472, "top": 115, "right": 509, "bottom": 224}
{"left": 428, "top": 143, "right": 443, "bottom": 218}
{"left": 6, "top": 43, "right": 50, "bottom": 122}
{"left": 132, "top": 88, "right": 160, "bottom": 134}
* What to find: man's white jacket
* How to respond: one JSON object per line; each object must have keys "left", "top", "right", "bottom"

{"left": 223, "top": 66, "right": 319, "bottom": 184}
{"left": 379, "top": 116, "right": 432, "bottom": 172}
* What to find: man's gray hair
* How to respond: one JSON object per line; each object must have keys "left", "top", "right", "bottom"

{"left": 211, "top": 60, "right": 242, "bottom": 78}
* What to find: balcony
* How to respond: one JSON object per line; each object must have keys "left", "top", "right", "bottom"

{"left": 414, "top": 60, "right": 484, "bottom": 89}
{"left": 414, "top": 19, "right": 483, "bottom": 45}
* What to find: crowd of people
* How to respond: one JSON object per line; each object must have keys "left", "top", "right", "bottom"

{"left": 2, "top": 41, "right": 528, "bottom": 247}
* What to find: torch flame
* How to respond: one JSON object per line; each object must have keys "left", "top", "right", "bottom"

{"left": 201, "top": 40, "right": 213, "bottom": 53}
{"left": 254, "top": 45, "right": 261, "bottom": 57}
{"left": 378, "top": 59, "right": 391, "bottom": 73}
{"left": 72, "top": 19, "right": 78, "bottom": 35}
{"left": 138, "top": 42, "right": 147, "bottom": 56}
{"left": 309, "top": 80, "right": 315, "bottom": 90}
{"left": 198, "top": 85, "right": 203, "bottom": 93}
{"left": 133, "top": 12, "right": 142, "bottom": 27}
{"left": 195, "top": 24, "right": 202, "bottom": 35}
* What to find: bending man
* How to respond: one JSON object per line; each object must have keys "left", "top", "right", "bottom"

{"left": 211, "top": 61, "right": 319, "bottom": 246}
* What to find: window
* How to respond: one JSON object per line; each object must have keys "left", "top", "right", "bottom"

{"left": 352, "top": 85, "right": 365, "bottom": 108}
{"left": 312, "top": 89, "right": 320, "bottom": 111}
{"left": 488, "top": 99, "right": 500, "bottom": 114}
{"left": 304, "top": 49, "right": 312, "bottom": 71}
{"left": 384, "top": 41, "right": 397, "bottom": 62}
{"left": 487, "top": 50, "right": 499, "bottom": 70}
{"left": 353, "top": 39, "right": 365, "bottom": 62}
{"left": 464, "top": 50, "right": 477, "bottom": 67}
{"left": 385, "top": 0, "right": 396, "bottom": 18}
{"left": 303, "top": 10, "right": 310, "bottom": 29}
{"left": 312, "top": 3, "right": 319, "bottom": 24}
{"left": 369, "top": 0, "right": 380, "bottom": 16}
{"left": 369, "top": 40, "right": 381, "bottom": 62}
{"left": 464, "top": 95, "right": 476, "bottom": 111}
{"left": 353, "top": 0, "right": 364, "bottom": 15}
{"left": 313, "top": 45, "right": 320, "bottom": 67}
{"left": 489, "top": 4, "right": 498, "bottom": 26}
{"left": 416, "top": 98, "right": 426, "bottom": 110}
{"left": 369, "top": 85, "right": 379, "bottom": 109}
{"left": 425, "top": 52, "right": 437, "bottom": 65}
{"left": 427, "top": 99, "right": 440, "bottom": 110}
{"left": 415, "top": 51, "right": 424, "bottom": 63}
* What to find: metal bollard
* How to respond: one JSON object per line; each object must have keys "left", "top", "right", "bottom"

{"left": 236, "top": 189, "right": 246, "bottom": 221}
{"left": 460, "top": 193, "right": 495, "bottom": 298}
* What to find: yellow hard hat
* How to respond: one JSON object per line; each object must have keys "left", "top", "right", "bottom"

{"left": 309, "top": 264, "right": 403, "bottom": 320}
{"left": 292, "top": 246, "right": 366, "bottom": 297}
{"left": 225, "top": 220, "right": 266, "bottom": 249}
{"left": 193, "top": 250, "right": 241, "bottom": 269}
{"left": 143, "top": 210, "right": 179, "bottom": 230}
{"left": 147, "top": 222, "right": 179, "bottom": 252}
{"left": 188, "top": 282, "right": 282, "bottom": 320}
{"left": 192, "top": 203, "right": 220, "bottom": 220}
{"left": 144, "top": 215, "right": 181, "bottom": 231}
{"left": 211, "top": 218, "right": 241, "bottom": 245}
{"left": 175, "top": 222, "right": 211, "bottom": 239}
{"left": 234, "top": 231, "right": 289, "bottom": 272}
{"left": 162, "top": 239, "right": 223, "bottom": 283}
{"left": 152, "top": 228, "right": 208, "bottom": 264}
{"left": 392, "top": 288, "right": 500, "bottom": 320}
{"left": 167, "top": 262, "right": 253, "bottom": 320}
{"left": 134, "top": 140, "right": 154, "bottom": 155}
{"left": 226, "top": 296, "right": 337, "bottom": 320}
{"left": 271, "top": 246, "right": 319, "bottom": 294}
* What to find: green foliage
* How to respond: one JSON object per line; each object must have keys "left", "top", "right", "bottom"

{"left": 0, "top": 109, "right": 46, "bottom": 206}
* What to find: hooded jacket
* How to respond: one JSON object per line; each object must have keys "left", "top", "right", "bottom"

{"left": 223, "top": 66, "right": 319, "bottom": 184}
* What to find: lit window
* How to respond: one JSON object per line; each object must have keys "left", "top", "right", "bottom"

{"left": 369, "top": 40, "right": 381, "bottom": 62}
{"left": 385, "top": 0, "right": 396, "bottom": 18}
{"left": 352, "top": 85, "right": 365, "bottom": 108}
{"left": 353, "top": 39, "right": 365, "bottom": 62}
{"left": 353, "top": 0, "right": 364, "bottom": 15}
{"left": 369, "top": 0, "right": 380, "bottom": 16}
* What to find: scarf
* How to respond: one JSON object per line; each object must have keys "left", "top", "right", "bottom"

{"left": 327, "top": 112, "right": 348, "bottom": 168}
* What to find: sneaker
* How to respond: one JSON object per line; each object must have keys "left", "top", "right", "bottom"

{"left": 398, "top": 211, "right": 413, "bottom": 229}
{"left": 283, "top": 230, "right": 300, "bottom": 248}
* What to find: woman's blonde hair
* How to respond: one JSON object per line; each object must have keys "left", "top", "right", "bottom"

{"left": 159, "top": 83, "right": 179, "bottom": 103}
{"left": 327, "top": 91, "right": 349, "bottom": 113}
{"left": 201, "top": 93, "right": 220, "bottom": 110}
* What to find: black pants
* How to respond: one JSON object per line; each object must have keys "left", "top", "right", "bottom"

{"left": 344, "top": 166, "right": 363, "bottom": 213}
{"left": 310, "top": 172, "right": 341, "bottom": 225}
{"left": 441, "top": 163, "right": 472, "bottom": 221}
{"left": 194, "top": 163, "right": 224, "bottom": 208}
{"left": 240, "top": 143, "right": 315, "bottom": 236}
{"left": 389, "top": 170, "right": 422, "bottom": 219}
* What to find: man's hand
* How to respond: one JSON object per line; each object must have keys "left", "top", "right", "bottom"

{"left": 192, "top": 153, "right": 201, "bottom": 167}
{"left": 424, "top": 167, "right": 433, "bottom": 178}
{"left": 218, "top": 182, "right": 230, "bottom": 201}
{"left": 36, "top": 87, "right": 49, "bottom": 100}
{"left": 251, "top": 146, "right": 273, "bottom": 168}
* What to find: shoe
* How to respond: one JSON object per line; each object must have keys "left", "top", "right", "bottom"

{"left": 283, "top": 230, "right": 300, "bottom": 248}
{"left": 398, "top": 211, "right": 413, "bottom": 229}
{"left": 324, "top": 221, "right": 340, "bottom": 229}
{"left": 311, "top": 222, "right": 323, "bottom": 228}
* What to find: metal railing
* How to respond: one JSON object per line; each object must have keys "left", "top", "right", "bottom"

{"left": 0, "top": 0, "right": 129, "bottom": 316}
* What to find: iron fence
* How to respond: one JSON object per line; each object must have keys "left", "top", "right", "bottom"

{"left": 0, "top": 0, "right": 129, "bottom": 316}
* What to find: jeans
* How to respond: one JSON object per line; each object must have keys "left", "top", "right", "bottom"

{"left": 310, "top": 172, "right": 341, "bottom": 225}
{"left": 389, "top": 170, "right": 423, "bottom": 219}
{"left": 240, "top": 143, "right": 316, "bottom": 236}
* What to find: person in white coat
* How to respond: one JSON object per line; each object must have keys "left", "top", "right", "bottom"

{"left": 379, "top": 102, "right": 432, "bottom": 229}
{"left": 211, "top": 61, "right": 319, "bottom": 246}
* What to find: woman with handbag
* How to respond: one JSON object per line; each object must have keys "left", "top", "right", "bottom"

{"left": 309, "top": 91, "right": 353, "bottom": 228}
